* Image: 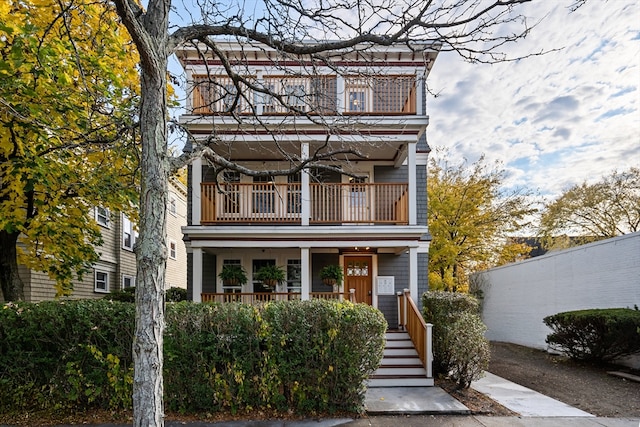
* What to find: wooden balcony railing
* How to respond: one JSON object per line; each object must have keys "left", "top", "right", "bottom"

{"left": 201, "top": 182, "right": 408, "bottom": 225}
{"left": 201, "top": 291, "right": 355, "bottom": 304}
{"left": 398, "top": 289, "right": 433, "bottom": 378}
{"left": 190, "top": 74, "right": 417, "bottom": 115}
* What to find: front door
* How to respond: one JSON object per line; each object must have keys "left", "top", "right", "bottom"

{"left": 344, "top": 256, "right": 372, "bottom": 305}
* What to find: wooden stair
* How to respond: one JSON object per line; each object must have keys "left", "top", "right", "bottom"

{"left": 368, "top": 330, "right": 434, "bottom": 387}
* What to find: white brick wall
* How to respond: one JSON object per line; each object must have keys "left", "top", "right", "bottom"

{"left": 476, "top": 232, "right": 640, "bottom": 364}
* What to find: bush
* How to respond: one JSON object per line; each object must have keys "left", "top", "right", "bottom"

{"left": 544, "top": 308, "right": 640, "bottom": 362}
{"left": 445, "top": 312, "right": 490, "bottom": 389}
{"left": 0, "top": 299, "right": 387, "bottom": 415}
{"left": 0, "top": 300, "right": 135, "bottom": 412}
{"left": 422, "top": 290, "right": 484, "bottom": 377}
{"left": 166, "top": 287, "right": 187, "bottom": 302}
{"left": 105, "top": 286, "right": 135, "bottom": 302}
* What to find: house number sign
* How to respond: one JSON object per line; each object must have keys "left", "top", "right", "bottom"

{"left": 376, "top": 276, "right": 395, "bottom": 295}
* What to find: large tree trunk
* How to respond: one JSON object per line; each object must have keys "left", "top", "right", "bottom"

{"left": 132, "top": 6, "right": 170, "bottom": 427}
{"left": 0, "top": 230, "right": 25, "bottom": 302}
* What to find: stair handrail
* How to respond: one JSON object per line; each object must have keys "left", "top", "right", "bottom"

{"left": 398, "top": 288, "right": 433, "bottom": 378}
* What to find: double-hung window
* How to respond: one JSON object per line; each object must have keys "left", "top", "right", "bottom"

{"left": 95, "top": 270, "right": 109, "bottom": 293}
{"left": 122, "top": 214, "right": 136, "bottom": 251}
{"left": 96, "top": 207, "right": 110, "bottom": 227}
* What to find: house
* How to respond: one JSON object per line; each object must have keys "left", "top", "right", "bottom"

{"left": 17, "top": 177, "right": 188, "bottom": 301}
{"left": 178, "top": 41, "right": 438, "bottom": 328}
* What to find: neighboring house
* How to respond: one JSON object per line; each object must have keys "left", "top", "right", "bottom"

{"left": 178, "top": 41, "right": 438, "bottom": 327}
{"left": 17, "top": 178, "right": 187, "bottom": 301}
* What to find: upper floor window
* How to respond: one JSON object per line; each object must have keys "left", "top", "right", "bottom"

{"left": 169, "top": 196, "right": 177, "bottom": 216}
{"left": 168, "top": 239, "right": 177, "bottom": 260}
{"left": 96, "top": 207, "right": 110, "bottom": 228}
{"left": 122, "top": 214, "right": 137, "bottom": 251}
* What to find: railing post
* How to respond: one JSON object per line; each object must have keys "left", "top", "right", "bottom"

{"left": 349, "top": 288, "right": 356, "bottom": 303}
{"left": 403, "top": 288, "right": 409, "bottom": 329}
{"left": 396, "top": 291, "right": 403, "bottom": 330}
{"left": 426, "top": 323, "right": 433, "bottom": 378}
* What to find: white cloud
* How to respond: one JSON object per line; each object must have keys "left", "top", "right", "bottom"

{"left": 428, "top": 0, "right": 640, "bottom": 198}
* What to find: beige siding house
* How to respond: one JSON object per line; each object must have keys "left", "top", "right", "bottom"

{"left": 17, "top": 178, "right": 187, "bottom": 301}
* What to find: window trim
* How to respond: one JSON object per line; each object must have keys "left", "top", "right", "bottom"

{"left": 122, "top": 274, "right": 135, "bottom": 289}
{"left": 95, "top": 270, "right": 109, "bottom": 293}
{"left": 95, "top": 207, "right": 110, "bottom": 228}
{"left": 168, "top": 239, "right": 177, "bottom": 260}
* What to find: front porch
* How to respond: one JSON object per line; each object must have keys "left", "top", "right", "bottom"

{"left": 200, "top": 290, "right": 356, "bottom": 304}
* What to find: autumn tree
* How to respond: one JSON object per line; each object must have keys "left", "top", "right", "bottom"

{"left": 428, "top": 149, "right": 536, "bottom": 292}
{"left": 0, "top": 0, "right": 140, "bottom": 301}
{"left": 538, "top": 167, "right": 640, "bottom": 249}
{"left": 104, "top": 0, "right": 544, "bottom": 424}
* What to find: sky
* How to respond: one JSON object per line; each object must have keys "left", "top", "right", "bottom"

{"left": 426, "top": 0, "right": 640, "bottom": 199}
{"left": 169, "top": 0, "right": 640, "bottom": 200}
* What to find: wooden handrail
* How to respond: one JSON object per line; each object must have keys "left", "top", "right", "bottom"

{"left": 398, "top": 289, "right": 433, "bottom": 378}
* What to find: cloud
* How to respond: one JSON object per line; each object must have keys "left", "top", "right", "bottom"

{"left": 428, "top": 0, "right": 640, "bottom": 199}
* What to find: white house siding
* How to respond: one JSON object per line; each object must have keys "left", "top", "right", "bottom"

{"left": 476, "top": 232, "right": 640, "bottom": 365}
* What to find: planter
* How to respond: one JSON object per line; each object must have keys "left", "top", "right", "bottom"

{"left": 322, "top": 278, "right": 337, "bottom": 286}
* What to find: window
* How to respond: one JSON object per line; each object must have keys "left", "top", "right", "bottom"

{"left": 285, "top": 84, "right": 306, "bottom": 110}
{"left": 95, "top": 270, "right": 109, "bottom": 293}
{"left": 253, "top": 175, "right": 274, "bottom": 214}
{"left": 168, "top": 239, "right": 177, "bottom": 260}
{"left": 169, "top": 196, "right": 177, "bottom": 216}
{"left": 122, "top": 275, "right": 135, "bottom": 289}
{"left": 122, "top": 214, "right": 137, "bottom": 251}
{"left": 252, "top": 259, "right": 275, "bottom": 293}
{"left": 287, "top": 259, "right": 301, "bottom": 293}
{"left": 287, "top": 173, "right": 302, "bottom": 214}
{"left": 222, "top": 171, "right": 240, "bottom": 214}
{"left": 222, "top": 259, "right": 242, "bottom": 294}
{"left": 96, "top": 207, "right": 110, "bottom": 227}
{"left": 348, "top": 89, "right": 366, "bottom": 112}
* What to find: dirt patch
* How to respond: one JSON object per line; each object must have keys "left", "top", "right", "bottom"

{"left": 488, "top": 341, "right": 640, "bottom": 417}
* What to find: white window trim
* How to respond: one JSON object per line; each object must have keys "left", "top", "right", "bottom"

{"left": 95, "top": 207, "right": 110, "bottom": 228}
{"left": 122, "top": 274, "right": 135, "bottom": 289}
{"left": 122, "top": 213, "right": 136, "bottom": 251}
{"left": 168, "top": 195, "right": 177, "bottom": 216}
{"left": 95, "top": 270, "right": 110, "bottom": 293}
{"left": 168, "top": 239, "right": 177, "bottom": 260}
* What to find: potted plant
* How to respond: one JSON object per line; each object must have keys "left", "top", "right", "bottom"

{"left": 320, "top": 264, "right": 344, "bottom": 286}
{"left": 218, "top": 264, "right": 248, "bottom": 286}
{"left": 254, "top": 264, "right": 286, "bottom": 288}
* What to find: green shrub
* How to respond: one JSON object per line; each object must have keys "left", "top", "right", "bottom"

{"left": 422, "top": 290, "right": 483, "bottom": 377}
{"left": 0, "top": 300, "right": 135, "bottom": 412}
{"left": 444, "top": 312, "right": 490, "bottom": 389}
{"left": 544, "top": 308, "right": 640, "bottom": 362}
{"left": 0, "top": 299, "right": 386, "bottom": 415}
{"left": 166, "top": 287, "right": 187, "bottom": 302}
{"left": 105, "top": 286, "right": 135, "bottom": 302}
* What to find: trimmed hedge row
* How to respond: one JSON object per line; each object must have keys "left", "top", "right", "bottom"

{"left": 0, "top": 299, "right": 386, "bottom": 415}
{"left": 544, "top": 308, "right": 640, "bottom": 362}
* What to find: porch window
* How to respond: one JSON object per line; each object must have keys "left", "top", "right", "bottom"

{"left": 222, "top": 259, "right": 242, "bottom": 294}
{"left": 253, "top": 176, "right": 275, "bottom": 214}
{"left": 287, "top": 259, "right": 301, "bottom": 293}
{"left": 222, "top": 171, "right": 240, "bottom": 214}
{"left": 252, "top": 259, "right": 275, "bottom": 292}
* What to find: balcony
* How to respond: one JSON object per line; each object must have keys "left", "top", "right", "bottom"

{"left": 190, "top": 74, "right": 417, "bottom": 116}
{"left": 201, "top": 182, "right": 409, "bottom": 225}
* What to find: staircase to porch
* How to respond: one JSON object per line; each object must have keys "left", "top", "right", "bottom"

{"left": 368, "top": 330, "right": 434, "bottom": 387}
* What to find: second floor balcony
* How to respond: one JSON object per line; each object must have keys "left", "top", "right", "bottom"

{"left": 201, "top": 181, "right": 409, "bottom": 225}
{"left": 189, "top": 74, "right": 419, "bottom": 116}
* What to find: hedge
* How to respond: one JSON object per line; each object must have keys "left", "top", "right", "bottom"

{"left": 422, "top": 290, "right": 489, "bottom": 388}
{"left": 544, "top": 308, "right": 640, "bottom": 362}
{"left": 0, "top": 299, "right": 386, "bottom": 415}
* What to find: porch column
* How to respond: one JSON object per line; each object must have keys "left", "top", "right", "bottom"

{"left": 409, "top": 246, "right": 418, "bottom": 305}
{"left": 408, "top": 141, "right": 417, "bottom": 225}
{"left": 416, "top": 75, "right": 425, "bottom": 115}
{"left": 192, "top": 156, "right": 202, "bottom": 225}
{"left": 301, "top": 142, "right": 310, "bottom": 226}
{"left": 192, "top": 248, "right": 203, "bottom": 303}
{"left": 301, "top": 247, "right": 310, "bottom": 300}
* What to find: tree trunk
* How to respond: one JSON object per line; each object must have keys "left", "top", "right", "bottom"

{"left": 0, "top": 230, "right": 25, "bottom": 302}
{"left": 132, "top": 11, "right": 170, "bottom": 427}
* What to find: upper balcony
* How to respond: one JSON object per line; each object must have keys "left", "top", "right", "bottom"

{"left": 189, "top": 74, "right": 418, "bottom": 116}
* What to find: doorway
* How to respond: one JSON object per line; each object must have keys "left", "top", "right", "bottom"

{"left": 344, "top": 256, "right": 372, "bottom": 305}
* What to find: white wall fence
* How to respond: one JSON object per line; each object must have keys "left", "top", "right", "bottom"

{"left": 476, "top": 232, "right": 640, "bottom": 367}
